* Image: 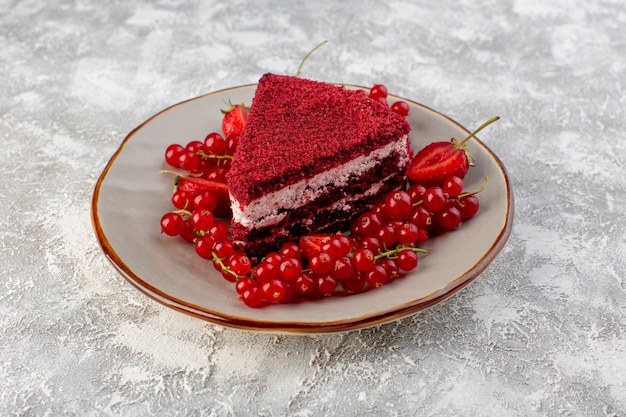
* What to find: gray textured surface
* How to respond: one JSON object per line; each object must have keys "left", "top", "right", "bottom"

{"left": 1, "top": 0, "right": 625, "bottom": 416}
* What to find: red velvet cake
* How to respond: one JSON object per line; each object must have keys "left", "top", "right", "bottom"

{"left": 227, "top": 74, "right": 412, "bottom": 257}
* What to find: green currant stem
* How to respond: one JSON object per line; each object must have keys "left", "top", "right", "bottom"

{"left": 375, "top": 245, "right": 429, "bottom": 261}
{"left": 295, "top": 40, "right": 328, "bottom": 77}
{"left": 457, "top": 116, "right": 500, "bottom": 148}
{"left": 212, "top": 251, "right": 242, "bottom": 280}
{"left": 197, "top": 150, "right": 234, "bottom": 160}
{"left": 458, "top": 176, "right": 489, "bottom": 199}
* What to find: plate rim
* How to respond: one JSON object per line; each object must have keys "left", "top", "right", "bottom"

{"left": 91, "top": 84, "right": 514, "bottom": 334}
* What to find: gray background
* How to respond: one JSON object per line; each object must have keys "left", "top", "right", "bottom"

{"left": 1, "top": 0, "right": 625, "bottom": 416}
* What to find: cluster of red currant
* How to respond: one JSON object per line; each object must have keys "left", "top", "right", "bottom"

{"left": 365, "top": 83, "right": 410, "bottom": 117}
{"left": 163, "top": 132, "right": 238, "bottom": 182}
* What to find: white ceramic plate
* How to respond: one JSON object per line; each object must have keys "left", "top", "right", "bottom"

{"left": 91, "top": 84, "right": 514, "bottom": 334}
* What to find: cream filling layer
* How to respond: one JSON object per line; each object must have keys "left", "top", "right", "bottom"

{"left": 231, "top": 135, "right": 410, "bottom": 229}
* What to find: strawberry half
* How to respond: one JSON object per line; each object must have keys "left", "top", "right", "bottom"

{"left": 175, "top": 175, "right": 231, "bottom": 217}
{"left": 407, "top": 116, "right": 499, "bottom": 187}
{"left": 299, "top": 234, "right": 333, "bottom": 260}
{"left": 221, "top": 101, "right": 249, "bottom": 137}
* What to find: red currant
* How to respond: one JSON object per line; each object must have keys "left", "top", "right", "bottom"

{"left": 457, "top": 195, "right": 480, "bottom": 220}
{"left": 309, "top": 252, "right": 332, "bottom": 275}
{"left": 165, "top": 144, "right": 184, "bottom": 167}
{"left": 262, "top": 279, "right": 287, "bottom": 303}
{"left": 436, "top": 206, "right": 462, "bottom": 230}
{"left": 423, "top": 186, "right": 447, "bottom": 212}
{"left": 204, "top": 132, "right": 226, "bottom": 155}
{"left": 254, "top": 261, "right": 278, "bottom": 283}
{"left": 443, "top": 176, "right": 464, "bottom": 198}
{"left": 330, "top": 256, "right": 356, "bottom": 281}
{"left": 390, "top": 101, "right": 410, "bottom": 117}
{"left": 194, "top": 234, "right": 215, "bottom": 259}
{"left": 191, "top": 209, "right": 214, "bottom": 231}
{"left": 278, "top": 257, "right": 302, "bottom": 282}
{"left": 366, "top": 264, "right": 388, "bottom": 288}
{"left": 396, "top": 250, "right": 418, "bottom": 271}
{"left": 385, "top": 190, "right": 412, "bottom": 219}
{"left": 369, "top": 84, "right": 388, "bottom": 99}
{"left": 160, "top": 212, "right": 184, "bottom": 236}
{"left": 241, "top": 286, "right": 263, "bottom": 307}
{"left": 353, "top": 248, "right": 376, "bottom": 272}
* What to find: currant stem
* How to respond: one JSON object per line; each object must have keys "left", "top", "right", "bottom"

{"left": 457, "top": 176, "right": 489, "bottom": 200}
{"left": 375, "top": 245, "right": 429, "bottom": 261}
{"left": 458, "top": 116, "right": 500, "bottom": 147}
{"left": 197, "top": 150, "right": 234, "bottom": 160}
{"left": 212, "top": 251, "right": 241, "bottom": 280}
{"left": 295, "top": 40, "right": 328, "bottom": 77}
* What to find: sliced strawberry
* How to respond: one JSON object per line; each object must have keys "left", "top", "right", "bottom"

{"left": 175, "top": 175, "right": 231, "bottom": 217}
{"left": 221, "top": 102, "right": 249, "bottom": 137}
{"left": 299, "top": 234, "right": 334, "bottom": 260}
{"left": 406, "top": 116, "right": 499, "bottom": 187}
{"left": 406, "top": 141, "right": 469, "bottom": 187}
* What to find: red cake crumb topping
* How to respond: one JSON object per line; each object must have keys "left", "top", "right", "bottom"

{"left": 227, "top": 74, "right": 411, "bottom": 207}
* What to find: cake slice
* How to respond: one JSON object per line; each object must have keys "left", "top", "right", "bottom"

{"left": 226, "top": 74, "right": 412, "bottom": 257}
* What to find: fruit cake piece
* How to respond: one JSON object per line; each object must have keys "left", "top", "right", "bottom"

{"left": 226, "top": 73, "right": 412, "bottom": 257}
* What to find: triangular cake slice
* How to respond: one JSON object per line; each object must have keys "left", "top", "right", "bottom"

{"left": 227, "top": 74, "right": 412, "bottom": 257}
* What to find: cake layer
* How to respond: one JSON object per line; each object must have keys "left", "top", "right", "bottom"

{"left": 231, "top": 148, "right": 410, "bottom": 257}
{"left": 231, "top": 172, "right": 405, "bottom": 258}
{"left": 231, "top": 135, "right": 411, "bottom": 229}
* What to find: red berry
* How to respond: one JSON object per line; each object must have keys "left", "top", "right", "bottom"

{"left": 209, "top": 221, "right": 229, "bottom": 241}
{"left": 191, "top": 191, "right": 217, "bottom": 212}
{"left": 320, "top": 237, "right": 343, "bottom": 259}
{"left": 375, "top": 225, "right": 397, "bottom": 248}
{"left": 457, "top": 195, "right": 480, "bottom": 220}
{"left": 165, "top": 144, "right": 184, "bottom": 167}
{"left": 185, "top": 140, "right": 205, "bottom": 154}
{"left": 171, "top": 190, "right": 191, "bottom": 210}
{"left": 309, "top": 252, "right": 332, "bottom": 275}
{"left": 191, "top": 209, "right": 214, "bottom": 231}
{"left": 409, "top": 205, "right": 434, "bottom": 230}
{"left": 407, "top": 183, "right": 426, "bottom": 204}
{"left": 280, "top": 242, "right": 301, "bottom": 259}
{"left": 261, "top": 279, "right": 287, "bottom": 303}
{"left": 369, "top": 84, "right": 388, "bottom": 99}
{"left": 235, "top": 277, "right": 257, "bottom": 295}
{"left": 443, "top": 176, "right": 464, "bottom": 198}
{"left": 204, "top": 132, "right": 226, "bottom": 155}
{"left": 194, "top": 234, "right": 215, "bottom": 259}
{"left": 255, "top": 261, "right": 278, "bottom": 283}
{"left": 385, "top": 190, "right": 412, "bottom": 219}
{"left": 390, "top": 101, "right": 410, "bottom": 117}
{"left": 317, "top": 275, "right": 337, "bottom": 295}
{"left": 264, "top": 252, "right": 283, "bottom": 266}
{"left": 241, "top": 286, "right": 263, "bottom": 307}
{"left": 222, "top": 103, "right": 249, "bottom": 137}
{"left": 353, "top": 248, "right": 376, "bottom": 272}
{"left": 213, "top": 240, "right": 234, "bottom": 258}
{"left": 330, "top": 256, "right": 356, "bottom": 281}
{"left": 357, "top": 236, "right": 382, "bottom": 253}
{"left": 178, "top": 150, "right": 200, "bottom": 172}
{"left": 228, "top": 252, "right": 252, "bottom": 277}
{"left": 423, "top": 187, "right": 447, "bottom": 212}
{"left": 396, "top": 222, "right": 419, "bottom": 244}
{"left": 396, "top": 250, "right": 418, "bottom": 271}
{"left": 436, "top": 206, "right": 462, "bottom": 230}
{"left": 366, "top": 264, "right": 388, "bottom": 288}
{"left": 341, "top": 275, "right": 366, "bottom": 294}
{"left": 294, "top": 272, "right": 317, "bottom": 295}
{"left": 160, "top": 212, "right": 184, "bottom": 236}
{"left": 352, "top": 212, "right": 382, "bottom": 237}
{"left": 278, "top": 257, "right": 302, "bottom": 282}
